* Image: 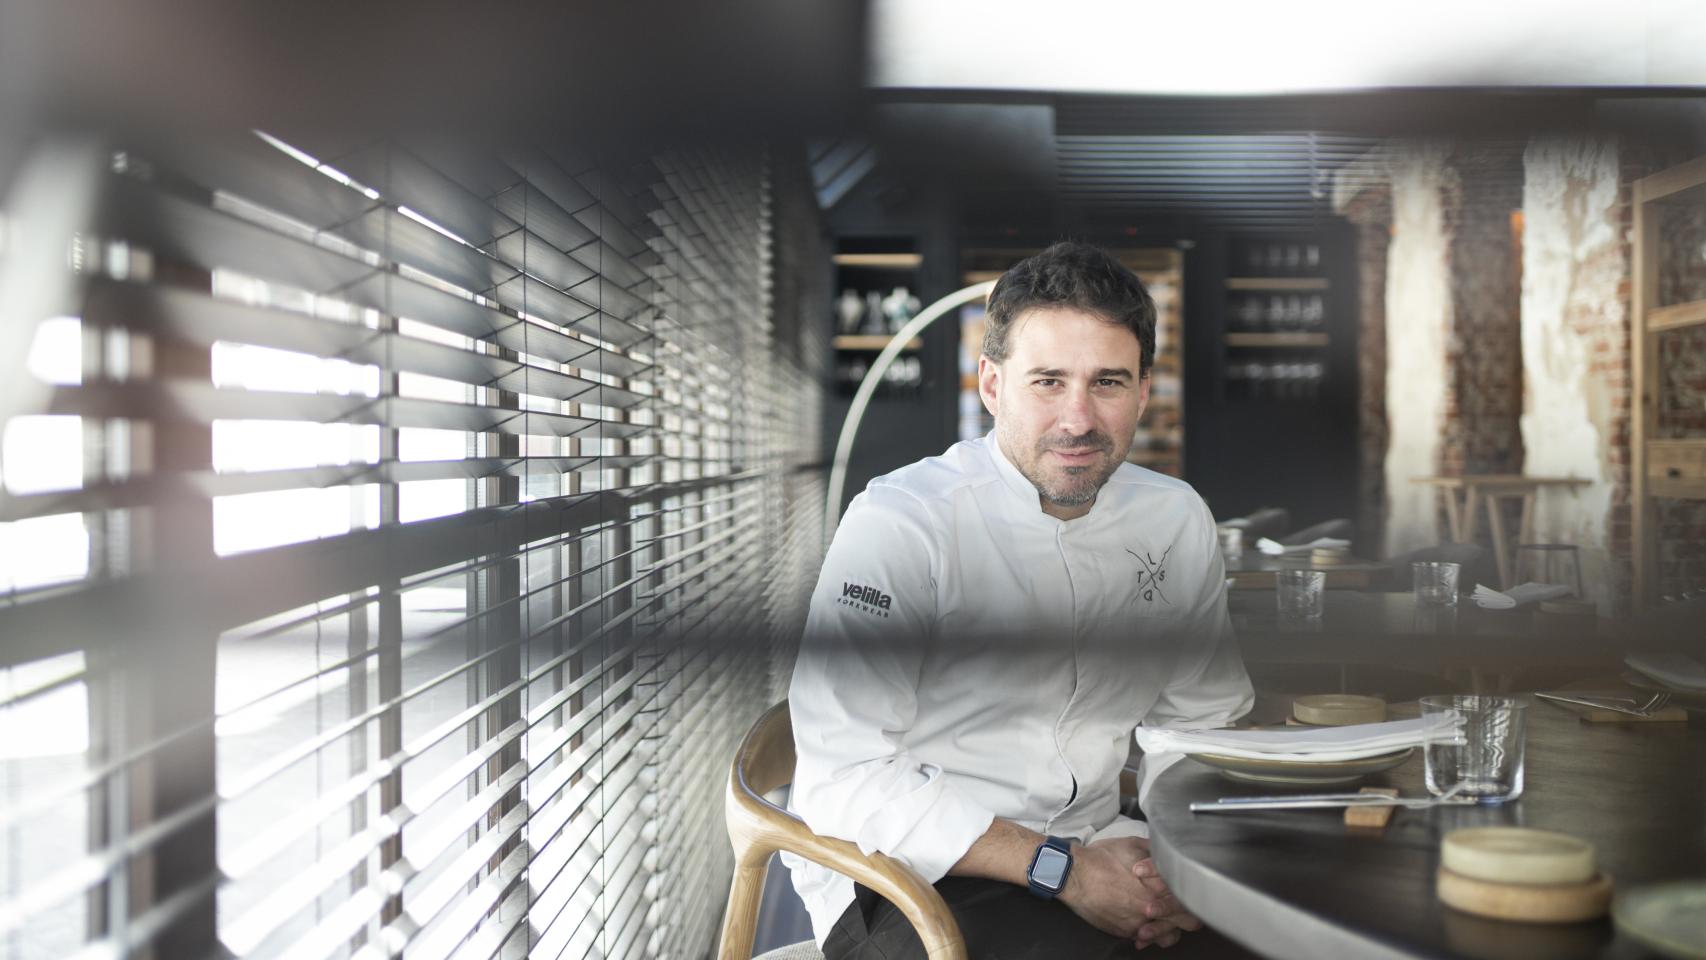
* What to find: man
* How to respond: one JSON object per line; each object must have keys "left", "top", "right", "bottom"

{"left": 786, "top": 242, "right": 1254, "bottom": 959}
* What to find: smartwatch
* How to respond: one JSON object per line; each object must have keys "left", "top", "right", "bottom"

{"left": 1026, "top": 835, "right": 1074, "bottom": 899}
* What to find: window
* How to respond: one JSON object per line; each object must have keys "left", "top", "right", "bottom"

{"left": 0, "top": 135, "right": 824, "bottom": 959}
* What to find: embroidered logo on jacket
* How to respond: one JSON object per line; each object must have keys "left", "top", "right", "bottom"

{"left": 839, "top": 581, "right": 893, "bottom": 617}
{"left": 1126, "top": 547, "right": 1173, "bottom": 605}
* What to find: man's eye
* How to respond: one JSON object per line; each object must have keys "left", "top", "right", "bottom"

{"left": 1097, "top": 379, "right": 1123, "bottom": 388}
{"left": 1035, "top": 379, "right": 1060, "bottom": 387}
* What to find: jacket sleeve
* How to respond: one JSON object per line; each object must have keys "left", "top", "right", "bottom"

{"left": 1136, "top": 496, "right": 1255, "bottom": 804}
{"left": 787, "top": 486, "right": 996, "bottom": 883}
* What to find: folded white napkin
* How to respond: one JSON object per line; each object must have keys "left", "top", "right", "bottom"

{"left": 1134, "top": 716, "right": 1461, "bottom": 763}
{"left": 1256, "top": 536, "right": 1351, "bottom": 557}
{"left": 1625, "top": 652, "right": 1706, "bottom": 692}
{"left": 1472, "top": 582, "right": 1572, "bottom": 610}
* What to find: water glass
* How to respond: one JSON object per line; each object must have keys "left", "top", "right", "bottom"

{"left": 1218, "top": 527, "right": 1244, "bottom": 563}
{"left": 1276, "top": 569, "right": 1325, "bottom": 621}
{"left": 1413, "top": 561, "right": 1461, "bottom": 607}
{"left": 1421, "top": 695, "right": 1527, "bottom": 803}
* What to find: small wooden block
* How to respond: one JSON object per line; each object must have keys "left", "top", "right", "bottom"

{"left": 1437, "top": 868, "right": 1613, "bottom": 923}
{"left": 1345, "top": 787, "right": 1398, "bottom": 830}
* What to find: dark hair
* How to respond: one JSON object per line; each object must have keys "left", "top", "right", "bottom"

{"left": 981, "top": 241, "right": 1156, "bottom": 375}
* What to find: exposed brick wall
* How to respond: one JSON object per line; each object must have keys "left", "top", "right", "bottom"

{"left": 1340, "top": 189, "right": 1390, "bottom": 558}
{"left": 1441, "top": 151, "right": 1525, "bottom": 479}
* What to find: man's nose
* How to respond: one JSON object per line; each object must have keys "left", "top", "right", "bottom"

{"left": 1057, "top": 385, "right": 1095, "bottom": 434}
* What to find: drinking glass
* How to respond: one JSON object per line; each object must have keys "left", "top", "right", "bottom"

{"left": 1421, "top": 695, "right": 1527, "bottom": 802}
{"left": 1276, "top": 569, "right": 1325, "bottom": 620}
{"left": 1413, "top": 561, "right": 1461, "bottom": 607}
{"left": 1218, "top": 527, "right": 1244, "bottom": 563}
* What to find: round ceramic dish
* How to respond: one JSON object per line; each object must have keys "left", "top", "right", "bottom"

{"left": 1187, "top": 748, "right": 1413, "bottom": 786}
{"left": 1293, "top": 693, "right": 1386, "bottom": 726}
{"left": 1614, "top": 881, "right": 1706, "bottom": 960}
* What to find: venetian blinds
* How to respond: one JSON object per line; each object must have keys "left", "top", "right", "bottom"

{"left": 0, "top": 132, "right": 825, "bottom": 960}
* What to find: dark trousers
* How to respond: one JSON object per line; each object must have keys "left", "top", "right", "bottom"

{"left": 822, "top": 877, "right": 1142, "bottom": 960}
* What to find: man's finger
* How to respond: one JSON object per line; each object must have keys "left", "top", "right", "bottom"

{"left": 1132, "top": 858, "right": 1160, "bottom": 879}
{"left": 1155, "top": 930, "right": 1183, "bottom": 948}
{"left": 1144, "top": 895, "right": 1185, "bottom": 918}
{"left": 1138, "top": 872, "right": 1174, "bottom": 898}
{"left": 1137, "top": 920, "right": 1178, "bottom": 941}
{"left": 1170, "top": 911, "right": 1203, "bottom": 932}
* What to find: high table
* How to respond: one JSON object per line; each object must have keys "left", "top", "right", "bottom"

{"left": 1410, "top": 475, "right": 1591, "bottom": 588}
{"left": 1145, "top": 703, "right": 1706, "bottom": 960}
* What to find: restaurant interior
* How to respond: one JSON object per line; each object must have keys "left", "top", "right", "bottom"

{"left": 1, "top": 3, "right": 1704, "bottom": 960}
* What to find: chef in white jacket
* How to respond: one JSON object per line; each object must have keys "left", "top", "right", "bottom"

{"left": 786, "top": 242, "right": 1254, "bottom": 959}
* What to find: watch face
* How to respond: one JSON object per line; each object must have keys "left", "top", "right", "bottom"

{"left": 1032, "top": 846, "right": 1069, "bottom": 890}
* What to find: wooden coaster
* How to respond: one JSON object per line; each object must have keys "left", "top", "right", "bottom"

{"left": 1437, "top": 867, "right": 1613, "bottom": 923}
{"left": 1345, "top": 787, "right": 1398, "bottom": 831}
{"left": 1294, "top": 694, "right": 1387, "bottom": 726}
{"left": 1443, "top": 828, "right": 1597, "bottom": 885}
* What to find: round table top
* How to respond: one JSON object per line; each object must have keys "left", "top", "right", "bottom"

{"left": 1145, "top": 702, "right": 1706, "bottom": 960}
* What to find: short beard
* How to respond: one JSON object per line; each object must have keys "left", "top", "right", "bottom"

{"left": 1004, "top": 425, "right": 1120, "bottom": 508}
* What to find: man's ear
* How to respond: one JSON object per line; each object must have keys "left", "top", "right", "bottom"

{"left": 1136, "top": 372, "right": 1152, "bottom": 420}
{"left": 977, "top": 355, "right": 1001, "bottom": 418}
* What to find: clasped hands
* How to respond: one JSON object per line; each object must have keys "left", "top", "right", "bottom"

{"left": 1058, "top": 836, "right": 1201, "bottom": 950}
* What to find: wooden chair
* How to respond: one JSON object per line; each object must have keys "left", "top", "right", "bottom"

{"left": 717, "top": 701, "right": 967, "bottom": 960}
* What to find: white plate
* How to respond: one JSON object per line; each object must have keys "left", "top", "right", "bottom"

{"left": 1187, "top": 748, "right": 1413, "bottom": 786}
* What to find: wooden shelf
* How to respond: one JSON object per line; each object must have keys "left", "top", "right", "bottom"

{"left": 1226, "top": 277, "right": 1329, "bottom": 292}
{"left": 833, "top": 253, "right": 922, "bottom": 269}
{"left": 834, "top": 335, "right": 922, "bottom": 351}
{"left": 1648, "top": 297, "right": 1706, "bottom": 333}
{"left": 1635, "top": 154, "right": 1706, "bottom": 205}
{"left": 1224, "top": 333, "right": 1330, "bottom": 348}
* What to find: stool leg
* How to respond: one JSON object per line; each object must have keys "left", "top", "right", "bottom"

{"left": 1443, "top": 488, "right": 1465, "bottom": 543}
{"left": 1464, "top": 488, "right": 1482, "bottom": 544}
{"left": 1487, "top": 493, "right": 1512, "bottom": 589}
{"left": 1518, "top": 491, "right": 1536, "bottom": 547}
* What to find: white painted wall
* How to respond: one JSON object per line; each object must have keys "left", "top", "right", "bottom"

{"left": 1519, "top": 138, "right": 1623, "bottom": 610}
{"left": 1384, "top": 143, "right": 1454, "bottom": 556}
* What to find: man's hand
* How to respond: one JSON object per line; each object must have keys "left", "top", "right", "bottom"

{"left": 1129, "top": 849, "right": 1201, "bottom": 949}
{"left": 1058, "top": 837, "right": 1200, "bottom": 949}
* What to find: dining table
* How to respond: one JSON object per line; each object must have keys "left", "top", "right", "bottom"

{"left": 1224, "top": 552, "right": 1391, "bottom": 591}
{"left": 1224, "top": 591, "right": 1645, "bottom": 691}
{"left": 1144, "top": 700, "right": 1706, "bottom": 960}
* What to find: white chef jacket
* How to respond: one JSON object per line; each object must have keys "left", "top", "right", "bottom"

{"left": 784, "top": 432, "right": 1253, "bottom": 947}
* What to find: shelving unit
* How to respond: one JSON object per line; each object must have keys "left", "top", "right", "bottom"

{"left": 832, "top": 239, "right": 926, "bottom": 396}
{"left": 1632, "top": 154, "right": 1706, "bottom": 610}
{"left": 1221, "top": 239, "right": 1334, "bottom": 403}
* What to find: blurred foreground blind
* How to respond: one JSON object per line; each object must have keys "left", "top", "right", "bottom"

{"left": 0, "top": 134, "right": 826, "bottom": 959}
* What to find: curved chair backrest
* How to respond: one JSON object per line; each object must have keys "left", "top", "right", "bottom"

{"left": 717, "top": 702, "right": 966, "bottom": 960}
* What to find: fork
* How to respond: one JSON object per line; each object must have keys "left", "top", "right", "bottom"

{"left": 1536, "top": 691, "right": 1671, "bottom": 717}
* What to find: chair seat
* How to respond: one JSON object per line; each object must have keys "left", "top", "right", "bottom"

{"left": 754, "top": 941, "right": 824, "bottom": 960}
